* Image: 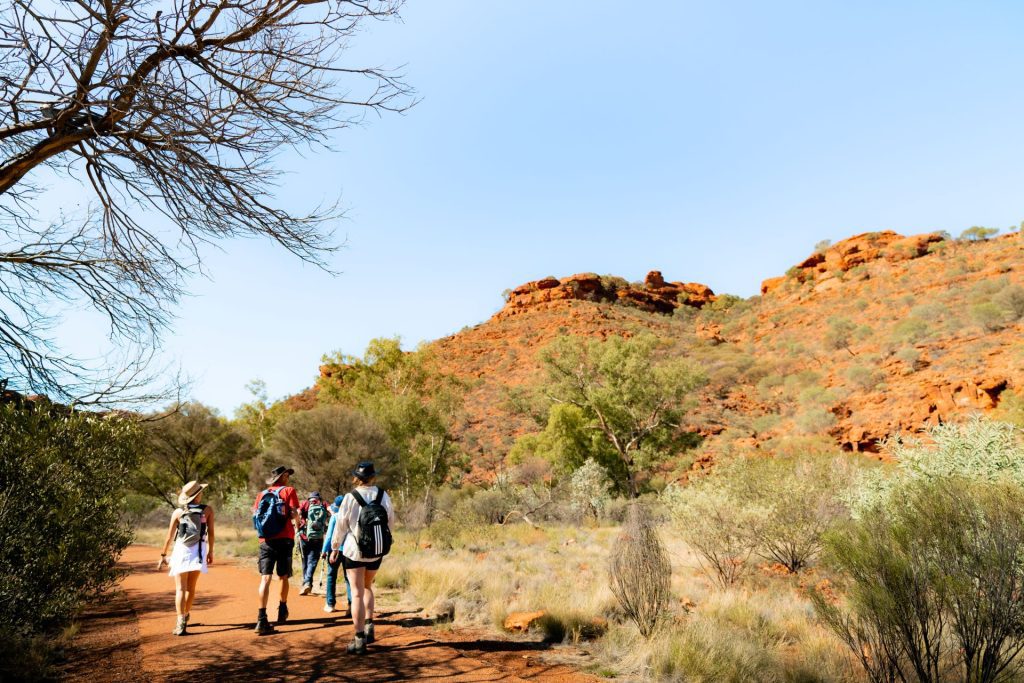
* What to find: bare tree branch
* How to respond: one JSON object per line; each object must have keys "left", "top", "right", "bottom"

{"left": 0, "top": 0, "right": 413, "bottom": 404}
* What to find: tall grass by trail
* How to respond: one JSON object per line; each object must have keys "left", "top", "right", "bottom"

{"left": 134, "top": 518, "right": 859, "bottom": 681}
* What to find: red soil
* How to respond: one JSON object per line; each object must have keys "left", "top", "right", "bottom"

{"left": 61, "top": 546, "right": 596, "bottom": 683}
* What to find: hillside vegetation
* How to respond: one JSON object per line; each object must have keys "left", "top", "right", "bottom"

{"left": 424, "top": 230, "right": 1023, "bottom": 480}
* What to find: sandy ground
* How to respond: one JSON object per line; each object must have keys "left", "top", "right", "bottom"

{"left": 60, "top": 545, "right": 598, "bottom": 682}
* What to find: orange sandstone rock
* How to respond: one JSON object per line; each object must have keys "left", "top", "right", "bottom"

{"left": 503, "top": 610, "right": 546, "bottom": 632}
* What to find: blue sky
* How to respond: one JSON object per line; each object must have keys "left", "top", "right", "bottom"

{"left": 55, "top": 1, "right": 1024, "bottom": 414}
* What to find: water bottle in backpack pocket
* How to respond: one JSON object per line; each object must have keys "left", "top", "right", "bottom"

{"left": 306, "top": 502, "right": 327, "bottom": 541}
{"left": 351, "top": 488, "right": 392, "bottom": 557}
{"left": 253, "top": 487, "right": 288, "bottom": 538}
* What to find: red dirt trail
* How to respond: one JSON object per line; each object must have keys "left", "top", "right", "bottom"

{"left": 62, "top": 546, "right": 597, "bottom": 683}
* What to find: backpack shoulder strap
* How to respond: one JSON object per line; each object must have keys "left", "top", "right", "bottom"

{"left": 373, "top": 487, "right": 385, "bottom": 505}
{"left": 350, "top": 490, "right": 367, "bottom": 507}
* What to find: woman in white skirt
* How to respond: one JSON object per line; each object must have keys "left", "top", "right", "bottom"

{"left": 157, "top": 481, "right": 215, "bottom": 635}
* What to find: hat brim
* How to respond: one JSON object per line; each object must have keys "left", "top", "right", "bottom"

{"left": 177, "top": 483, "right": 208, "bottom": 506}
{"left": 265, "top": 468, "right": 295, "bottom": 486}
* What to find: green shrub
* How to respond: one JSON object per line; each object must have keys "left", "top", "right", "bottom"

{"left": 844, "top": 364, "right": 883, "bottom": 390}
{"left": 750, "top": 413, "right": 781, "bottom": 435}
{"left": 994, "top": 390, "right": 1024, "bottom": 427}
{"left": 0, "top": 405, "right": 142, "bottom": 633}
{"left": 665, "top": 480, "right": 762, "bottom": 587}
{"left": 815, "top": 477, "right": 1024, "bottom": 683}
{"left": 852, "top": 417, "right": 1024, "bottom": 517}
{"left": 823, "top": 317, "right": 857, "bottom": 351}
{"left": 959, "top": 226, "right": 1000, "bottom": 241}
{"left": 729, "top": 456, "right": 850, "bottom": 572}
{"left": 708, "top": 293, "right": 745, "bottom": 311}
{"left": 891, "top": 317, "right": 930, "bottom": 343}
{"left": 971, "top": 301, "right": 1006, "bottom": 332}
{"left": 569, "top": 459, "right": 613, "bottom": 519}
{"left": 795, "top": 408, "right": 837, "bottom": 434}
{"left": 600, "top": 274, "right": 628, "bottom": 291}
{"left": 894, "top": 347, "right": 920, "bottom": 372}
{"left": 755, "top": 374, "right": 784, "bottom": 400}
{"left": 994, "top": 283, "right": 1024, "bottom": 320}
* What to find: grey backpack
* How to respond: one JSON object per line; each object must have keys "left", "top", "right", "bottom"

{"left": 178, "top": 504, "right": 207, "bottom": 548}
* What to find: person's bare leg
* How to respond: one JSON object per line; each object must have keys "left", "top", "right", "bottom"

{"left": 174, "top": 573, "right": 186, "bottom": 616}
{"left": 258, "top": 574, "right": 273, "bottom": 608}
{"left": 363, "top": 569, "right": 377, "bottom": 622}
{"left": 279, "top": 574, "right": 290, "bottom": 603}
{"left": 185, "top": 571, "right": 200, "bottom": 614}
{"left": 347, "top": 567, "right": 366, "bottom": 633}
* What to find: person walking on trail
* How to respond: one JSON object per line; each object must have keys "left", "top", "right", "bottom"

{"left": 298, "top": 491, "right": 329, "bottom": 595}
{"left": 329, "top": 461, "right": 395, "bottom": 655}
{"left": 157, "top": 481, "right": 215, "bottom": 636}
{"left": 251, "top": 465, "right": 302, "bottom": 636}
{"left": 321, "top": 495, "right": 352, "bottom": 615}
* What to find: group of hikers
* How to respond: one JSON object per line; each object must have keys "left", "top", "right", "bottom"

{"left": 156, "top": 460, "right": 394, "bottom": 655}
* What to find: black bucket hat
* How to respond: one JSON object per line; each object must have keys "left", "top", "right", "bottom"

{"left": 352, "top": 461, "right": 379, "bottom": 482}
{"left": 266, "top": 465, "right": 295, "bottom": 486}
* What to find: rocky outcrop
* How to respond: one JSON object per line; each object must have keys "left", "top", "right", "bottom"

{"left": 498, "top": 270, "right": 716, "bottom": 319}
{"left": 762, "top": 231, "right": 945, "bottom": 295}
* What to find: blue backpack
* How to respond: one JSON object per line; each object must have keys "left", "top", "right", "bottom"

{"left": 253, "top": 487, "right": 288, "bottom": 538}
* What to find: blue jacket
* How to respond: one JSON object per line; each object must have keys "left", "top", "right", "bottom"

{"left": 322, "top": 507, "right": 340, "bottom": 555}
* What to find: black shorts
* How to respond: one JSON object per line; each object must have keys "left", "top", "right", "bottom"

{"left": 258, "top": 538, "right": 294, "bottom": 577}
{"left": 341, "top": 554, "right": 382, "bottom": 571}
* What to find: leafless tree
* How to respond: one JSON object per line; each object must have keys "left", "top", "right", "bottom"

{"left": 0, "top": 0, "right": 412, "bottom": 403}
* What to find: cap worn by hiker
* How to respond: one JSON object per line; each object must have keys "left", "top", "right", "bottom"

{"left": 266, "top": 465, "right": 295, "bottom": 486}
{"left": 309, "top": 491, "right": 322, "bottom": 500}
{"left": 178, "top": 480, "right": 208, "bottom": 506}
{"left": 352, "top": 461, "right": 378, "bottom": 482}
{"left": 333, "top": 495, "right": 344, "bottom": 506}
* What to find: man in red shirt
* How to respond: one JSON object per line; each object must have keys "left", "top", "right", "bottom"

{"left": 252, "top": 465, "right": 302, "bottom": 635}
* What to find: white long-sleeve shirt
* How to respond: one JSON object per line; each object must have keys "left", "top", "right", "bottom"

{"left": 328, "top": 485, "right": 396, "bottom": 562}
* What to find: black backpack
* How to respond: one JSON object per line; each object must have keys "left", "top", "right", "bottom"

{"left": 351, "top": 488, "right": 392, "bottom": 558}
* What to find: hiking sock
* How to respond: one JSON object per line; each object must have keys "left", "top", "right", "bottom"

{"left": 365, "top": 620, "right": 375, "bottom": 643}
{"left": 277, "top": 601, "right": 289, "bottom": 624}
{"left": 258, "top": 608, "right": 267, "bottom": 619}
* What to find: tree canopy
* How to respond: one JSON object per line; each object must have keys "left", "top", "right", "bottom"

{"left": 535, "top": 334, "right": 706, "bottom": 496}
{"left": 136, "top": 401, "right": 253, "bottom": 507}
{"left": 318, "top": 337, "right": 465, "bottom": 506}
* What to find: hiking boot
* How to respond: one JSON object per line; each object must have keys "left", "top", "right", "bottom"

{"left": 365, "top": 622, "right": 375, "bottom": 644}
{"left": 346, "top": 635, "right": 367, "bottom": 655}
{"left": 254, "top": 617, "right": 275, "bottom": 636}
{"left": 276, "top": 602, "right": 289, "bottom": 625}
{"left": 172, "top": 616, "right": 187, "bottom": 636}
{"left": 300, "top": 583, "right": 312, "bottom": 596}
{"left": 323, "top": 604, "right": 335, "bottom": 613}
